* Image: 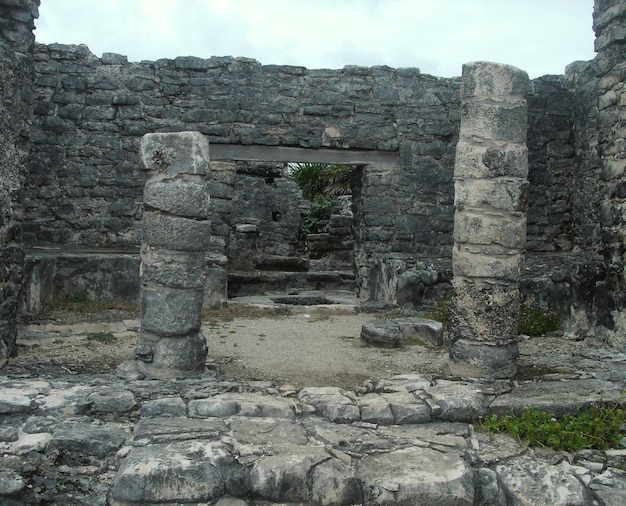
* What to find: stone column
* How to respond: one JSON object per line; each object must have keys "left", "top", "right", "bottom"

{"left": 135, "top": 131, "right": 211, "bottom": 378}
{"left": 448, "top": 62, "right": 530, "bottom": 378}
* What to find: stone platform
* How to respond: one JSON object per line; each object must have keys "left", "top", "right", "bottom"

{"left": 1, "top": 355, "right": 626, "bottom": 505}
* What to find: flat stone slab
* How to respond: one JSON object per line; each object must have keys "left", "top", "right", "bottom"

{"left": 357, "top": 446, "right": 475, "bottom": 505}
{"left": 362, "top": 318, "right": 444, "bottom": 348}
{"left": 489, "top": 378, "right": 624, "bottom": 416}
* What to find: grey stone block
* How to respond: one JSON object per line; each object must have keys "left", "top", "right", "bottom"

{"left": 140, "top": 131, "right": 210, "bottom": 175}
{"left": 397, "top": 317, "right": 444, "bottom": 346}
{"left": 140, "top": 248, "right": 206, "bottom": 289}
{"left": 136, "top": 330, "right": 207, "bottom": 378}
{"left": 361, "top": 320, "right": 403, "bottom": 348}
{"left": 144, "top": 178, "right": 210, "bottom": 218}
{"left": 461, "top": 61, "right": 529, "bottom": 99}
{"left": 448, "top": 338, "right": 519, "bottom": 379}
{"left": 143, "top": 211, "right": 211, "bottom": 252}
{"left": 460, "top": 100, "right": 528, "bottom": 143}
{"left": 141, "top": 287, "right": 203, "bottom": 336}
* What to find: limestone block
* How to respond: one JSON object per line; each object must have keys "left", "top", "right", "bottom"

{"left": 136, "top": 330, "right": 207, "bottom": 378}
{"left": 495, "top": 455, "right": 591, "bottom": 506}
{"left": 396, "top": 318, "right": 444, "bottom": 346}
{"left": 143, "top": 211, "right": 211, "bottom": 252}
{"left": 140, "top": 248, "right": 206, "bottom": 289}
{"left": 112, "top": 441, "right": 232, "bottom": 503}
{"left": 298, "top": 387, "right": 360, "bottom": 423}
{"left": 311, "top": 459, "right": 363, "bottom": 506}
{"left": 454, "top": 177, "right": 529, "bottom": 212}
{"left": 144, "top": 178, "right": 210, "bottom": 218}
{"left": 357, "top": 447, "right": 476, "bottom": 505}
{"left": 249, "top": 445, "right": 330, "bottom": 503}
{"left": 461, "top": 61, "right": 529, "bottom": 99}
{"left": 140, "top": 131, "right": 210, "bottom": 175}
{"left": 454, "top": 141, "right": 528, "bottom": 179}
{"left": 141, "top": 287, "right": 203, "bottom": 336}
{"left": 452, "top": 245, "right": 521, "bottom": 281}
{"left": 454, "top": 209, "right": 527, "bottom": 249}
{"left": 459, "top": 100, "right": 528, "bottom": 143}
{"left": 448, "top": 279, "right": 521, "bottom": 343}
{"left": 448, "top": 338, "right": 519, "bottom": 379}
{"left": 361, "top": 320, "right": 403, "bottom": 348}
{"left": 426, "top": 380, "right": 487, "bottom": 421}
{"left": 358, "top": 395, "right": 395, "bottom": 425}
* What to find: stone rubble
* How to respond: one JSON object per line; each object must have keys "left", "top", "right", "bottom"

{"left": 0, "top": 361, "right": 625, "bottom": 505}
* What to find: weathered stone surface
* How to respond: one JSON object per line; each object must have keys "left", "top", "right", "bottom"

{"left": 455, "top": 177, "right": 529, "bottom": 212}
{"left": 357, "top": 447, "right": 476, "bottom": 505}
{"left": 142, "top": 211, "right": 211, "bottom": 252}
{"left": 448, "top": 279, "right": 521, "bottom": 342}
{"left": 140, "top": 248, "right": 207, "bottom": 289}
{"left": 460, "top": 100, "right": 528, "bottom": 143}
{"left": 46, "top": 422, "right": 126, "bottom": 462}
{"left": 426, "top": 380, "right": 488, "bottom": 421}
{"left": 454, "top": 208, "right": 526, "bottom": 249}
{"left": 86, "top": 387, "right": 137, "bottom": 414}
{"left": 140, "top": 396, "right": 187, "bottom": 418}
{"left": 132, "top": 417, "right": 226, "bottom": 444}
{"left": 0, "top": 470, "right": 25, "bottom": 496}
{"left": 188, "top": 394, "right": 295, "bottom": 419}
{"left": 396, "top": 317, "right": 444, "bottom": 346}
{"left": 143, "top": 177, "right": 210, "bottom": 218}
{"left": 454, "top": 141, "right": 529, "bottom": 179}
{"left": 452, "top": 245, "right": 522, "bottom": 282}
{"left": 249, "top": 444, "right": 330, "bottom": 503}
{"left": 140, "top": 287, "right": 203, "bottom": 336}
{"left": 448, "top": 338, "right": 519, "bottom": 379}
{"left": 495, "top": 455, "right": 591, "bottom": 506}
{"left": 461, "top": 61, "right": 530, "bottom": 98}
{"left": 135, "top": 330, "right": 208, "bottom": 378}
{"left": 361, "top": 320, "right": 403, "bottom": 348}
{"left": 358, "top": 394, "right": 395, "bottom": 425}
{"left": 298, "top": 387, "right": 360, "bottom": 423}
{"left": 112, "top": 441, "right": 232, "bottom": 503}
{"left": 383, "top": 390, "right": 432, "bottom": 424}
{"left": 140, "top": 131, "right": 210, "bottom": 175}
{"left": 489, "top": 378, "right": 624, "bottom": 417}
{"left": 590, "top": 468, "right": 626, "bottom": 506}
{"left": 311, "top": 458, "right": 363, "bottom": 506}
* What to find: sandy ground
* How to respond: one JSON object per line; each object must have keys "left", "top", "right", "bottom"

{"left": 4, "top": 303, "right": 606, "bottom": 390}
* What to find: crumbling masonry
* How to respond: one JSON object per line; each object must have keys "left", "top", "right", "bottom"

{"left": 2, "top": 0, "right": 626, "bottom": 373}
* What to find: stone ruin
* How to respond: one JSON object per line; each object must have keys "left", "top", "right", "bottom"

{"left": 1, "top": 0, "right": 626, "bottom": 377}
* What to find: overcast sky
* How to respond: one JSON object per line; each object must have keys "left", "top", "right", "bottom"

{"left": 35, "top": 0, "right": 596, "bottom": 78}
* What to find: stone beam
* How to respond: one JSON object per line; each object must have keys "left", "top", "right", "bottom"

{"left": 448, "top": 62, "right": 530, "bottom": 379}
{"left": 210, "top": 144, "right": 398, "bottom": 165}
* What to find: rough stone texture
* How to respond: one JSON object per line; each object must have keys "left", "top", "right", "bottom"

{"left": 0, "top": 0, "right": 38, "bottom": 366}
{"left": 18, "top": 25, "right": 616, "bottom": 331}
{"left": 448, "top": 62, "right": 529, "bottom": 378}
{"left": 135, "top": 132, "right": 211, "bottom": 377}
{"left": 0, "top": 369, "right": 625, "bottom": 505}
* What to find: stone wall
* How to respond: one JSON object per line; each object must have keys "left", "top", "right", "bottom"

{"left": 20, "top": 1, "right": 626, "bottom": 336}
{"left": 0, "top": 0, "right": 38, "bottom": 363}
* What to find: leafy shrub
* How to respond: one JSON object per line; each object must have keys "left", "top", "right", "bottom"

{"left": 480, "top": 403, "right": 625, "bottom": 452}
{"left": 300, "top": 194, "right": 332, "bottom": 238}
{"left": 519, "top": 303, "right": 561, "bottom": 336}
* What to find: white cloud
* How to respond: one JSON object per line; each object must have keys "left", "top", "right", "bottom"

{"left": 35, "top": 0, "right": 596, "bottom": 77}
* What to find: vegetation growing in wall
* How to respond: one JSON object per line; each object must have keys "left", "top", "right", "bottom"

{"left": 480, "top": 403, "right": 625, "bottom": 452}
{"left": 519, "top": 302, "right": 561, "bottom": 336}
{"left": 288, "top": 163, "right": 352, "bottom": 245}
{"left": 287, "top": 163, "right": 352, "bottom": 200}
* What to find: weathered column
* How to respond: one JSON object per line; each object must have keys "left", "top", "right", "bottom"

{"left": 448, "top": 62, "right": 530, "bottom": 378}
{"left": 135, "top": 132, "right": 211, "bottom": 378}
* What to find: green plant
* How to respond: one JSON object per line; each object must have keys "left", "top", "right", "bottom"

{"left": 300, "top": 194, "right": 332, "bottom": 238}
{"left": 86, "top": 332, "right": 117, "bottom": 343}
{"left": 519, "top": 302, "right": 561, "bottom": 336}
{"left": 288, "top": 163, "right": 352, "bottom": 200}
{"left": 480, "top": 403, "right": 625, "bottom": 452}
{"left": 425, "top": 297, "right": 450, "bottom": 325}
